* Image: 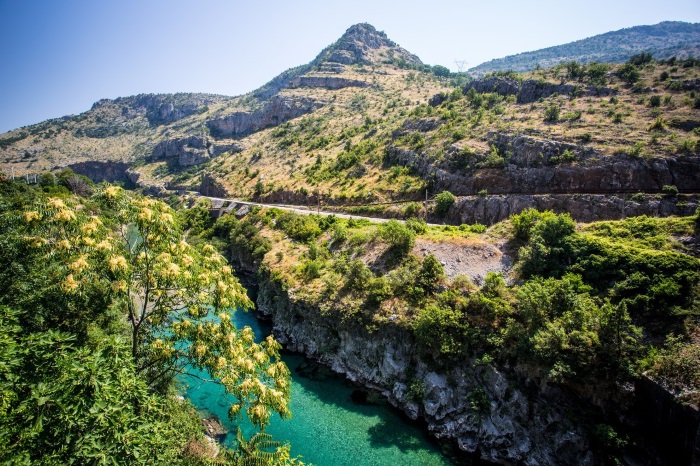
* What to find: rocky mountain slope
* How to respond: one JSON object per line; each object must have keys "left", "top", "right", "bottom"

{"left": 1, "top": 22, "right": 699, "bottom": 223}
{"left": 469, "top": 21, "right": 700, "bottom": 76}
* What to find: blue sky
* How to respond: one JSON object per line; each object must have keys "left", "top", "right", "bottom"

{"left": 1, "top": 0, "right": 699, "bottom": 133}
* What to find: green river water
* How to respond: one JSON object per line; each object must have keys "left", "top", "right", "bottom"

{"left": 178, "top": 310, "right": 453, "bottom": 465}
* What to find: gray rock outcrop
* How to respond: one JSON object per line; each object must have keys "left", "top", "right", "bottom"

{"left": 67, "top": 161, "right": 131, "bottom": 184}
{"left": 206, "top": 96, "right": 324, "bottom": 139}
{"left": 385, "top": 133, "right": 700, "bottom": 197}
{"left": 199, "top": 172, "right": 228, "bottom": 198}
{"left": 444, "top": 193, "right": 699, "bottom": 225}
{"left": 289, "top": 75, "right": 368, "bottom": 90}
{"left": 151, "top": 136, "right": 241, "bottom": 167}
{"left": 91, "top": 93, "right": 229, "bottom": 125}
{"left": 461, "top": 77, "right": 616, "bottom": 103}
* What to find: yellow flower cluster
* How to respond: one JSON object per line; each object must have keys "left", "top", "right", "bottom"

{"left": 109, "top": 255, "right": 128, "bottom": 272}
{"left": 23, "top": 211, "right": 41, "bottom": 222}
{"left": 138, "top": 208, "right": 154, "bottom": 222}
{"left": 104, "top": 186, "right": 122, "bottom": 198}
{"left": 81, "top": 217, "right": 101, "bottom": 235}
{"left": 57, "top": 239, "right": 72, "bottom": 250}
{"left": 47, "top": 198, "right": 66, "bottom": 209}
{"left": 111, "top": 280, "right": 127, "bottom": 292}
{"left": 55, "top": 209, "right": 76, "bottom": 222}
{"left": 69, "top": 255, "right": 89, "bottom": 273}
{"left": 24, "top": 235, "right": 47, "bottom": 248}
{"left": 63, "top": 274, "right": 79, "bottom": 293}
{"left": 95, "top": 240, "right": 113, "bottom": 251}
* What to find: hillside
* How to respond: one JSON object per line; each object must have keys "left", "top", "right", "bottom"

{"left": 469, "top": 21, "right": 700, "bottom": 76}
{"left": 1, "top": 22, "right": 699, "bottom": 224}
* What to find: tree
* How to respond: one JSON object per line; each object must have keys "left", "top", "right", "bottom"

{"left": 0, "top": 306, "right": 204, "bottom": 463}
{"left": 417, "top": 254, "right": 445, "bottom": 293}
{"left": 434, "top": 190, "right": 456, "bottom": 217}
{"left": 432, "top": 65, "right": 451, "bottom": 78}
{"left": 618, "top": 63, "right": 640, "bottom": 85}
{"left": 12, "top": 188, "right": 291, "bottom": 429}
{"left": 379, "top": 219, "right": 415, "bottom": 256}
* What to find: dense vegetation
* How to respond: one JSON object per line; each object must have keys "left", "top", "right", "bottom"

{"left": 0, "top": 180, "right": 301, "bottom": 464}
{"left": 202, "top": 205, "right": 700, "bottom": 461}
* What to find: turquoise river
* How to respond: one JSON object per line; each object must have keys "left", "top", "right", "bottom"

{"left": 178, "top": 309, "right": 453, "bottom": 465}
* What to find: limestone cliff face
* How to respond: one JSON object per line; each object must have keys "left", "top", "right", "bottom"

{"left": 443, "top": 193, "right": 699, "bottom": 225}
{"left": 206, "top": 96, "right": 324, "bottom": 139}
{"left": 151, "top": 136, "right": 241, "bottom": 167}
{"left": 386, "top": 132, "right": 700, "bottom": 198}
{"left": 288, "top": 75, "right": 369, "bottom": 90}
{"left": 92, "top": 93, "right": 230, "bottom": 126}
{"left": 253, "top": 276, "right": 595, "bottom": 465}
{"left": 461, "top": 77, "right": 615, "bottom": 103}
{"left": 67, "top": 161, "right": 131, "bottom": 184}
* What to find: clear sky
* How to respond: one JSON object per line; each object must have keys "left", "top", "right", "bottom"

{"left": 1, "top": 0, "right": 698, "bottom": 133}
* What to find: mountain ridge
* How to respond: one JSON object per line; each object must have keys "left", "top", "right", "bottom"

{"left": 469, "top": 21, "right": 700, "bottom": 76}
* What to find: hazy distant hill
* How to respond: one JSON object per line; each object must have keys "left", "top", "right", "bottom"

{"left": 469, "top": 21, "right": 700, "bottom": 76}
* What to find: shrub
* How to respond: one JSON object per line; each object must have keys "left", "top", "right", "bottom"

{"left": 649, "top": 95, "right": 661, "bottom": 107}
{"left": 434, "top": 191, "right": 456, "bottom": 216}
{"left": 618, "top": 63, "right": 640, "bottom": 85}
{"left": 478, "top": 145, "right": 507, "bottom": 169}
{"left": 275, "top": 212, "right": 322, "bottom": 242}
{"left": 417, "top": 254, "right": 445, "bottom": 293}
{"left": 345, "top": 259, "right": 373, "bottom": 292}
{"left": 628, "top": 52, "right": 653, "bottom": 66}
{"left": 379, "top": 220, "right": 415, "bottom": 256}
{"left": 406, "top": 217, "right": 427, "bottom": 234}
{"left": 544, "top": 103, "right": 560, "bottom": 122}
{"left": 403, "top": 202, "right": 420, "bottom": 218}
{"left": 648, "top": 117, "right": 666, "bottom": 131}
{"left": 331, "top": 223, "right": 348, "bottom": 244}
{"left": 510, "top": 208, "right": 552, "bottom": 241}
{"left": 413, "top": 304, "right": 468, "bottom": 359}
{"left": 300, "top": 259, "right": 323, "bottom": 280}
{"left": 661, "top": 185, "right": 678, "bottom": 197}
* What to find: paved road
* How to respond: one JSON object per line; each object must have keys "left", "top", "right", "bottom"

{"left": 194, "top": 194, "right": 443, "bottom": 226}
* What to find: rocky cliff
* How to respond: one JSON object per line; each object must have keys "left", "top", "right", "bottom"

{"left": 151, "top": 136, "right": 241, "bottom": 167}
{"left": 442, "top": 192, "right": 700, "bottom": 225}
{"left": 222, "top": 254, "right": 700, "bottom": 465}
{"left": 386, "top": 132, "right": 700, "bottom": 197}
{"left": 252, "top": 274, "right": 603, "bottom": 465}
{"left": 206, "top": 96, "right": 324, "bottom": 139}
{"left": 462, "top": 77, "right": 616, "bottom": 103}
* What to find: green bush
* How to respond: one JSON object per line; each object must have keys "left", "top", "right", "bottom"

{"left": 275, "top": 212, "right": 322, "bottom": 242}
{"left": 618, "top": 63, "right": 640, "bottom": 85}
{"left": 412, "top": 304, "right": 468, "bottom": 359}
{"left": 379, "top": 220, "right": 415, "bottom": 256}
{"left": 434, "top": 191, "right": 456, "bottom": 216}
{"left": 345, "top": 259, "right": 374, "bottom": 292}
{"left": 510, "top": 208, "right": 555, "bottom": 241}
{"left": 544, "top": 103, "right": 560, "bottom": 122}
{"left": 661, "top": 184, "right": 678, "bottom": 197}
{"left": 416, "top": 254, "right": 445, "bottom": 293}
{"left": 406, "top": 217, "right": 427, "bottom": 234}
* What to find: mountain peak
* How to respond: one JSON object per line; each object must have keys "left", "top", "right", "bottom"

{"left": 315, "top": 23, "right": 422, "bottom": 67}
